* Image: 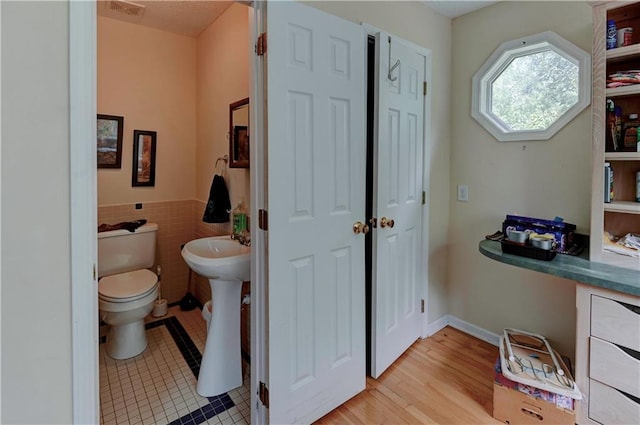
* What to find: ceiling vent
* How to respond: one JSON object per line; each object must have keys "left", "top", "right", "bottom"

{"left": 105, "top": 0, "right": 146, "bottom": 18}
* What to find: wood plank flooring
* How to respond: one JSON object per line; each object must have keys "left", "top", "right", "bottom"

{"left": 315, "top": 326, "right": 503, "bottom": 425}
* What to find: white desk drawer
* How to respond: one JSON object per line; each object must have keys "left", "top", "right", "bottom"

{"left": 591, "top": 295, "right": 640, "bottom": 352}
{"left": 590, "top": 336, "right": 640, "bottom": 398}
{"left": 589, "top": 379, "right": 640, "bottom": 425}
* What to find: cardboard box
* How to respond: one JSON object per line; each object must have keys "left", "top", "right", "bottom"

{"left": 493, "top": 357, "right": 575, "bottom": 410}
{"left": 493, "top": 358, "right": 575, "bottom": 425}
{"left": 493, "top": 383, "right": 575, "bottom": 425}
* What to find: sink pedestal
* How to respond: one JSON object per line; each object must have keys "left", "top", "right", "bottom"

{"left": 180, "top": 236, "right": 250, "bottom": 397}
{"left": 196, "top": 278, "right": 243, "bottom": 397}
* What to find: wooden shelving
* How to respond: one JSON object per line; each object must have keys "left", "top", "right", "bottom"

{"left": 600, "top": 250, "right": 640, "bottom": 268}
{"left": 606, "top": 42, "right": 640, "bottom": 61}
{"left": 606, "top": 84, "right": 640, "bottom": 97}
{"left": 604, "top": 200, "right": 640, "bottom": 214}
{"left": 591, "top": 1, "right": 640, "bottom": 273}
{"left": 605, "top": 151, "right": 640, "bottom": 160}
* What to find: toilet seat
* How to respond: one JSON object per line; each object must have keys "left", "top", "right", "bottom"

{"left": 99, "top": 269, "right": 158, "bottom": 303}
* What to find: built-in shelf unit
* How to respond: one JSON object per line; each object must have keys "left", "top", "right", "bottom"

{"left": 591, "top": 1, "right": 640, "bottom": 271}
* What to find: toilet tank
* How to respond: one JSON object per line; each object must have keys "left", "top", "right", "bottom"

{"left": 97, "top": 222, "right": 158, "bottom": 278}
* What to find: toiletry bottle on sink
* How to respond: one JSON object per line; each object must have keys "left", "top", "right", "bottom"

{"left": 232, "top": 201, "right": 247, "bottom": 236}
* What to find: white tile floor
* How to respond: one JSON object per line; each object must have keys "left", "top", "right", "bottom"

{"left": 99, "top": 306, "right": 251, "bottom": 425}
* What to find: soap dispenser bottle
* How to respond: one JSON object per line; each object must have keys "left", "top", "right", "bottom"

{"left": 232, "top": 200, "right": 247, "bottom": 235}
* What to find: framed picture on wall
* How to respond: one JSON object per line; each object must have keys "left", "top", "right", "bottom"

{"left": 229, "top": 97, "right": 249, "bottom": 168}
{"left": 97, "top": 114, "right": 123, "bottom": 168}
{"left": 132, "top": 130, "right": 157, "bottom": 187}
{"left": 232, "top": 125, "right": 249, "bottom": 167}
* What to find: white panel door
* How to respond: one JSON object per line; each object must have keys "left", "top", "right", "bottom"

{"left": 371, "top": 33, "right": 426, "bottom": 378}
{"left": 265, "top": 2, "right": 367, "bottom": 423}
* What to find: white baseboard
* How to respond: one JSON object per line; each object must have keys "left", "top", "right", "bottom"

{"left": 425, "top": 314, "right": 450, "bottom": 336}
{"left": 425, "top": 315, "right": 500, "bottom": 347}
{"left": 447, "top": 316, "right": 500, "bottom": 346}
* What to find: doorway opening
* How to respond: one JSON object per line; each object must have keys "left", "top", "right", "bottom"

{"left": 95, "top": 3, "right": 254, "bottom": 424}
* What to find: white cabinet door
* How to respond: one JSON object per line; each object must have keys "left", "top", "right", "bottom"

{"left": 371, "top": 32, "right": 426, "bottom": 378}
{"left": 265, "top": 2, "right": 367, "bottom": 423}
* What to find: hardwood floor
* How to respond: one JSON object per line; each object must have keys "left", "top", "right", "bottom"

{"left": 315, "top": 326, "right": 503, "bottom": 424}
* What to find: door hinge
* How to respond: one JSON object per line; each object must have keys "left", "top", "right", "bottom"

{"left": 93, "top": 264, "right": 97, "bottom": 281}
{"left": 256, "top": 32, "right": 267, "bottom": 56}
{"left": 258, "top": 209, "right": 269, "bottom": 231}
{"left": 423, "top": 81, "right": 427, "bottom": 96}
{"left": 422, "top": 191, "right": 426, "bottom": 205}
{"left": 259, "top": 381, "right": 270, "bottom": 408}
{"left": 421, "top": 299, "right": 425, "bottom": 313}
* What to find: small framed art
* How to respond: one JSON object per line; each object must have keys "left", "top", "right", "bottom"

{"left": 97, "top": 114, "right": 123, "bottom": 168}
{"left": 132, "top": 130, "right": 157, "bottom": 187}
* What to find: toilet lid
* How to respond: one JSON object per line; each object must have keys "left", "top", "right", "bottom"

{"left": 98, "top": 269, "right": 158, "bottom": 301}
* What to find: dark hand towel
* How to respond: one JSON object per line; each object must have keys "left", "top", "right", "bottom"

{"left": 203, "top": 174, "right": 231, "bottom": 223}
{"left": 98, "top": 219, "right": 147, "bottom": 233}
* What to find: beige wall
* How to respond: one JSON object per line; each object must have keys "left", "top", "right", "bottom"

{"left": 1, "top": 2, "right": 73, "bottom": 423}
{"left": 308, "top": 0, "right": 453, "bottom": 323}
{"left": 97, "top": 16, "right": 197, "bottom": 205}
{"left": 196, "top": 3, "right": 250, "bottom": 212}
{"left": 449, "top": 1, "right": 592, "bottom": 357}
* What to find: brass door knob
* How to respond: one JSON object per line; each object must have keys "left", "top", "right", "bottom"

{"left": 380, "top": 217, "right": 395, "bottom": 228}
{"left": 353, "top": 221, "right": 370, "bottom": 234}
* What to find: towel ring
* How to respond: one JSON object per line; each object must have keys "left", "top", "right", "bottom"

{"left": 215, "top": 154, "right": 228, "bottom": 175}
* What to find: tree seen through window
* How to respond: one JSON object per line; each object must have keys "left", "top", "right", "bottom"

{"left": 491, "top": 50, "right": 579, "bottom": 131}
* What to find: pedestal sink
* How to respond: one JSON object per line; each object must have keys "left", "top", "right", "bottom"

{"left": 181, "top": 236, "right": 250, "bottom": 397}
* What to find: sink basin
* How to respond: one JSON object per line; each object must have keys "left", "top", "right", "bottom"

{"left": 180, "top": 235, "right": 250, "bottom": 397}
{"left": 181, "top": 236, "right": 250, "bottom": 281}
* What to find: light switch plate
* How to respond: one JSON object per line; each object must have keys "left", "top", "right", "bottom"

{"left": 457, "top": 184, "right": 469, "bottom": 202}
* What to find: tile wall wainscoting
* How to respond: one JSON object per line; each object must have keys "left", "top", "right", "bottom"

{"left": 98, "top": 200, "right": 231, "bottom": 304}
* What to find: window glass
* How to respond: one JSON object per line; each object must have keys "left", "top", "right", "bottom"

{"left": 491, "top": 51, "right": 579, "bottom": 131}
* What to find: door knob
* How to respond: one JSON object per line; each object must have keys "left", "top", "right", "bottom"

{"left": 380, "top": 217, "right": 395, "bottom": 228}
{"left": 353, "top": 221, "right": 370, "bottom": 234}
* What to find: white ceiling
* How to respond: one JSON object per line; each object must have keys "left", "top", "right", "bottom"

{"left": 97, "top": 0, "right": 499, "bottom": 38}
{"left": 97, "top": 0, "right": 234, "bottom": 38}
{"left": 422, "top": 1, "right": 499, "bottom": 18}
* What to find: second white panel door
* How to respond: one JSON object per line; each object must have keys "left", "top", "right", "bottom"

{"left": 371, "top": 32, "right": 426, "bottom": 378}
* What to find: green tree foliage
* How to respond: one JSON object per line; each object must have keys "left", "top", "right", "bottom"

{"left": 491, "top": 50, "right": 579, "bottom": 131}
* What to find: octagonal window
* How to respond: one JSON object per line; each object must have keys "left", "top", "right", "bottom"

{"left": 472, "top": 31, "right": 591, "bottom": 142}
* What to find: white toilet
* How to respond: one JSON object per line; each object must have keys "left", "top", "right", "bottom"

{"left": 98, "top": 222, "right": 159, "bottom": 360}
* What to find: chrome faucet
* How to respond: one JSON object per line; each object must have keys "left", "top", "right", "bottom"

{"left": 231, "top": 231, "right": 251, "bottom": 247}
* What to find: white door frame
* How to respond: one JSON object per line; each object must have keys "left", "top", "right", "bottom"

{"left": 69, "top": 1, "right": 99, "bottom": 423}
{"left": 249, "top": 1, "right": 267, "bottom": 423}
{"left": 420, "top": 47, "right": 432, "bottom": 340}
